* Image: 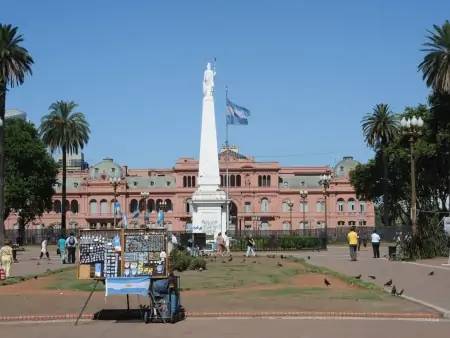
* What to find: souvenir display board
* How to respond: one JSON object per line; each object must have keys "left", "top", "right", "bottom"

{"left": 123, "top": 229, "right": 168, "bottom": 278}
{"left": 78, "top": 228, "right": 168, "bottom": 280}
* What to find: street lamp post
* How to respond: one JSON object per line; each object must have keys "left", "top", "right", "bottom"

{"left": 299, "top": 190, "right": 308, "bottom": 235}
{"left": 319, "top": 173, "right": 332, "bottom": 248}
{"left": 109, "top": 177, "right": 121, "bottom": 228}
{"left": 140, "top": 191, "right": 149, "bottom": 227}
{"left": 287, "top": 201, "right": 294, "bottom": 233}
{"left": 400, "top": 116, "right": 424, "bottom": 235}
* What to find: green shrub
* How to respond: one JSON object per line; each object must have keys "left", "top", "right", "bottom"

{"left": 189, "top": 257, "right": 207, "bottom": 270}
{"left": 170, "top": 248, "right": 207, "bottom": 272}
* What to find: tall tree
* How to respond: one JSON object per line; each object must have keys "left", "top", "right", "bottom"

{"left": 40, "top": 101, "right": 90, "bottom": 234}
{"left": 418, "top": 20, "right": 450, "bottom": 94}
{"left": 5, "top": 118, "right": 58, "bottom": 241}
{"left": 0, "top": 24, "right": 34, "bottom": 245}
{"left": 361, "top": 103, "right": 399, "bottom": 227}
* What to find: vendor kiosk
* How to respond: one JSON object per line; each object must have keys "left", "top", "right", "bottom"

{"left": 76, "top": 228, "right": 184, "bottom": 324}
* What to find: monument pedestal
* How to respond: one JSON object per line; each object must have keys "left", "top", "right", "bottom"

{"left": 191, "top": 189, "right": 227, "bottom": 236}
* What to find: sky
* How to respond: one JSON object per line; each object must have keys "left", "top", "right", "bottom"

{"left": 2, "top": 1, "right": 449, "bottom": 168}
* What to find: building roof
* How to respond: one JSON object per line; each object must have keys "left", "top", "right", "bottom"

{"left": 89, "top": 158, "right": 122, "bottom": 179}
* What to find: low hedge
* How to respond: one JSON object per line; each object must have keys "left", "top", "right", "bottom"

{"left": 170, "top": 248, "right": 207, "bottom": 271}
{"left": 231, "top": 236, "right": 320, "bottom": 251}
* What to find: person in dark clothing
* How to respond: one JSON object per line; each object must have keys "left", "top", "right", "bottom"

{"left": 65, "top": 233, "right": 78, "bottom": 264}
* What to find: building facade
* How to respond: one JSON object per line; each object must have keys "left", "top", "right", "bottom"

{"left": 5, "top": 148, "right": 375, "bottom": 232}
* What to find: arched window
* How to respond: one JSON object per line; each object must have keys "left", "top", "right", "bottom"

{"left": 230, "top": 175, "right": 235, "bottom": 187}
{"left": 236, "top": 175, "right": 241, "bottom": 187}
{"left": 129, "top": 199, "right": 138, "bottom": 213}
{"left": 89, "top": 200, "right": 97, "bottom": 214}
{"left": 139, "top": 198, "right": 146, "bottom": 212}
{"left": 262, "top": 175, "right": 267, "bottom": 187}
{"left": 258, "top": 176, "right": 262, "bottom": 187}
{"left": 192, "top": 176, "right": 196, "bottom": 187}
{"left": 260, "top": 222, "right": 269, "bottom": 230}
{"left": 348, "top": 198, "right": 356, "bottom": 212}
{"left": 316, "top": 200, "right": 325, "bottom": 212}
{"left": 300, "top": 200, "right": 308, "bottom": 212}
{"left": 186, "top": 199, "right": 192, "bottom": 213}
{"left": 282, "top": 200, "right": 291, "bottom": 212}
{"left": 267, "top": 175, "right": 271, "bottom": 187}
{"left": 337, "top": 221, "right": 345, "bottom": 226}
{"left": 348, "top": 220, "right": 356, "bottom": 226}
{"left": 260, "top": 198, "right": 269, "bottom": 212}
{"left": 100, "top": 199, "right": 108, "bottom": 214}
{"left": 147, "top": 199, "right": 155, "bottom": 213}
{"left": 70, "top": 200, "right": 79, "bottom": 214}
{"left": 187, "top": 176, "right": 192, "bottom": 187}
{"left": 282, "top": 222, "right": 291, "bottom": 231}
{"left": 183, "top": 176, "right": 187, "bottom": 188}
{"left": 359, "top": 201, "right": 366, "bottom": 212}
{"left": 337, "top": 198, "right": 345, "bottom": 212}
{"left": 220, "top": 175, "right": 224, "bottom": 187}
{"left": 165, "top": 199, "right": 172, "bottom": 212}
{"left": 54, "top": 200, "right": 61, "bottom": 213}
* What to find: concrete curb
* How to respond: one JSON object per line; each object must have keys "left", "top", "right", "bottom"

{"left": 0, "top": 311, "right": 440, "bottom": 322}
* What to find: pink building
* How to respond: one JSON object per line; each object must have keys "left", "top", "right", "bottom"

{"left": 5, "top": 148, "right": 374, "bottom": 232}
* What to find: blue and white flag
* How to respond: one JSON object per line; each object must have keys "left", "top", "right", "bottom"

{"left": 114, "top": 201, "right": 121, "bottom": 214}
{"left": 122, "top": 214, "right": 128, "bottom": 228}
{"left": 226, "top": 97, "right": 251, "bottom": 125}
{"left": 157, "top": 210, "right": 165, "bottom": 225}
{"left": 105, "top": 276, "right": 150, "bottom": 296}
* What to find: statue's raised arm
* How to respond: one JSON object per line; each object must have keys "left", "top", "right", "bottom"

{"left": 203, "top": 62, "right": 215, "bottom": 97}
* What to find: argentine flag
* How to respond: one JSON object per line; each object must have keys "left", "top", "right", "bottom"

{"left": 226, "top": 97, "right": 251, "bottom": 125}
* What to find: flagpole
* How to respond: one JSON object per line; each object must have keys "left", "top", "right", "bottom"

{"left": 225, "top": 86, "right": 230, "bottom": 235}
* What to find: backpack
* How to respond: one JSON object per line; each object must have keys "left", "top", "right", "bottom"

{"left": 68, "top": 237, "right": 75, "bottom": 246}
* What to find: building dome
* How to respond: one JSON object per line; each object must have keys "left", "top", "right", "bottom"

{"left": 89, "top": 157, "right": 122, "bottom": 179}
{"left": 334, "top": 156, "right": 359, "bottom": 178}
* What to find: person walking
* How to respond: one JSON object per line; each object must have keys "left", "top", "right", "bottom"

{"left": 57, "top": 235, "right": 67, "bottom": 264}
{"left": 216, "top": 232, "right": 225, "bottom": 256}
{"left": 371, "top": 229, "right": 381, "bottom": 258}
{"left": 65, "top": 233, "right": 78, "bottom": 264}
{"left": 245, "top": 234, "right": 256, "bottom": 257}
{"left": 0, "top": 241, "right": 14, "bottom": 278}
{"left": 347, "top": 226, "right": 358, "bottom": 261}
{"left": 39, "top": 238, "right": 50, "bottom": 260}
{"left": 223, "top": 231, "right": 231, "bottom": 256}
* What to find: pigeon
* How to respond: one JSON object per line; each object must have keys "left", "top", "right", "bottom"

{"left": 397, "top": 289, "right": 404, "bottom": 296}
{"left": 391, "top": 285, "right": 397, "bottom": 295}
{"left": 280, "top": 254, "right": 285, "bottom": 259}
{"left": 221, "top": 260, "right": 226, "bottom": 264}
{"left": 252, "top": 261, "right": 257, "bottom": 264}
{"left": 384, "top": 279, "right": 393, "bottom": 287}
{"left": 228, "top": 256, "right": 233, "bottom": 262}
{"left": 277, "top": 262, "right": 283, "bottom": 267}
{"left": 33, "top": 275, "right": 38, "bottom": 279}
{"left": 307, "top": 256, "right": 311, "bottom": 260}
{"left": 324, "top": 278, "right": 331, "bottom": 287}
{"left": 354, "top": 274, "right": 362, "bottom": 279}
{"left": 428, "top": 271, "right": 434, "bottom": 276}
{"left": 368, "top": 275, "right": 376, "bottom": 280}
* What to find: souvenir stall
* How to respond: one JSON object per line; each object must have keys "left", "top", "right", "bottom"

{"left": 75, "top": 228, "right": 184, "bottom": 324}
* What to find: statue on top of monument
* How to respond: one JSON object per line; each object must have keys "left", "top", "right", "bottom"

{"left": 203, "top": 62, "right": 215, "bottom": 97}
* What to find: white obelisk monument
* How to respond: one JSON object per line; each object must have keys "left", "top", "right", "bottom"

{"left": 191, "top": 62, "right": 227, "bottom": 236}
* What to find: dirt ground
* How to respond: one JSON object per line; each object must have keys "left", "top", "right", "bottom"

{"left": 0, "top": 256, "right": 437, "bottom": 316}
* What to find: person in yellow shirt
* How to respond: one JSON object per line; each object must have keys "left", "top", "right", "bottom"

{"left": 347, "top": 226, "right": 359, "bottom": 261}
{"left": 0, "top": 241, "right": 14, "bottom": 278}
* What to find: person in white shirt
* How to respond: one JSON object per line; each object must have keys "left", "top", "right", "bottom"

{"left": 371, "top": 229, "right": 381, "bottom": 258}
{"left": 223, "top": 232, "right": 231, "bottom": 256}
{"left": 39, "top": 238, "right": 50, "bottom": 260}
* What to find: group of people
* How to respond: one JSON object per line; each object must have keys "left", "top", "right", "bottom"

{"left": 215, "top": 232, "right": 231, "bottom": 256}
{"left": 55, "top": 233, "right": 78, "bottom": 264}
{"left": 347, "top": 226, "right": 381, "bottom": 261}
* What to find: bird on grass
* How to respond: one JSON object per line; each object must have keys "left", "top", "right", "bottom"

{"left": 324, "top": 278, "right": 331, "bottom": 287}
{"left": 277, "top": 262, "right": 283, "bottom": 267}
{"left": 397, "top": 289, "right": 404, "bottom": 296}
{"left": 384, "top": 279, "right": 393, "bottom": 287}
{"left": 280, "top": 254, "right": 285, "bottom": 259}
{"left": 428, "top": 271, "right": 434, "bottom": 276}
{"left": 252, "top": 261, "right": 257, "bottom": 264}
{"left": 307, "top": 256, "right": 311, "bottom": 260}
{"left": 221, "top": 260, "right": 226, "bottom": 264}
{"left": 354, "top": 274, "right": 362, "bottom": 279}
{"left": 228, "top": 256, "right": 233, "bottom": 262}
{"left": 391, "top": 285, "right": 397, "bottom": 295}
{"left": 33, "top": 276, "right": 38, "bottom": 280}
{"left": 368, "top": 275, "right": 376, "bottom": 280}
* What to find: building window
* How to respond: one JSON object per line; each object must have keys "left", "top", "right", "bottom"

{"left": 299, "top": 221, "right": 308, "bottom": 229}
{"left": 236, "top": 175, "right": 241, "bottom": 187}
{"left": 282, "top": 200, "right": 292, "bottom": 212}
{"left": 64, "top": 200, "right": 70, "bottom": 212}
{"left": 129, "top": 199, "right": 138, "bottom": 213}
{"left": 230, "top": 175, "right": 235, "bottom": 187}
{"left": 316, "top": 221, "right": 323, "bottom": 228}
{"left": 183, "top": 176, "right": 196, "bottom": 188}
{"left": 348, "top": 198, "right": 356, "bottom": 212}
{"left": 220, "top": 175, "right": 224, "bottom": 187}
{"left": 258, "top": 175, "right": 271, "bottom": 187}
{"left": 260, "top": 222, "right": 269, "bottom": 230}
{"left": 260, "top": 198, "right": 269, "bottom": 212}
{"left": 139, "top": 199, "right": 146, "bottom": 212}
{"left": 147, "top": 199, "right": 155, "bottom": 213}
{"left": 183, "top": 176, "right": 187, "bottom": 187}
{"left": 337, "top": 198, "right": 345, "bottom": 212}
{"left": 156, "top": 199, "right": 163, "bottom": 211}
{"left": 316, "top": 200, "right": 325, "bottom": 212}
{"left": 164, "top": 199, "right": 173, "bottom": 212}
{"left": 53, "top": 200, "right": 62, "bottom": 213}
{"left": 244, "top": 202, "right": 252, "bottom": 213}
{"left": 348, "top": 221, "right": 356, "bottom": 226}
{"left": 186, "top": 199, "right": 192, "bottom": 213}
{"left": 359, "top": 201, "right": 366, "bottom": 213}
{"left": 192, "top": 176, "right": 195, "bottom": 187}
{"left": 282, "top": 222, "right": 291, "bottom": 231}
{"left": 89, "top": 200, "right": 97, "bottom": 214}
{"left": 100, "top": 199, "right": 108, "bottom": 214}
{"left": 337, "top": 221, "right": 345, "bottom": 226}
{"left": 359, "top": 220, "right": 367, "bottom": 226}
{"left": 300, "top": 201, "right": 308, "bottom": 212}
{"left": 111, "top": 168, "right": 115, "bottom": 174}
{"left": 70, "top": 200, "right": 79, "bottom": 214}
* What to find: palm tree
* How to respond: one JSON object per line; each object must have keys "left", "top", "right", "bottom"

{"left": 362, "top": 104, "right": 399, "bottom": 227}
{"left": 40, "top": 101, "right": 90, "bottom": 234}
{"left": 418, "top": 21, "right": 450, "bottom": 94}
{"left": 0, "top": 24, "right": 33, "bottom": 245}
